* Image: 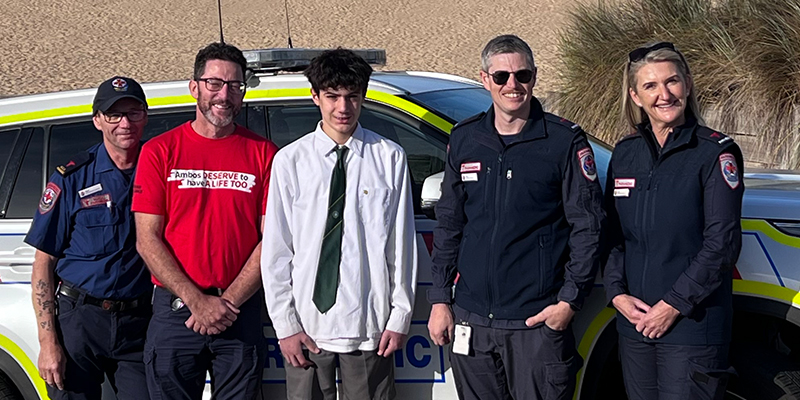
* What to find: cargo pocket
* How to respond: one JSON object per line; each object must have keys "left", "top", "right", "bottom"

{"left": 687, "top": 360, "right": 735, "bottom": 400}
{"left": 544, "top": 355, "right": 582, "bottom": 400}
{"left": 143, "top": 346, "right": 159, "bottom": 393}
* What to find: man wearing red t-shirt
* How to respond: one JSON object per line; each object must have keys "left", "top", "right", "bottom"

{"left": 132, "top": 42, "right": 278, "bottom": 400}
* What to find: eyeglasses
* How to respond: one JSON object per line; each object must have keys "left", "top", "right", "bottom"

{"left": 195, "top": 78, "right": 246, "bottom": 94}
{"left": 101, "top": 109, "right": 146, "bottom": 123}
{"left": 628, "top": 42, "right": 676, "bottom": 63}
{"left": 487, "top": 69, "right": 535, "bottom": 85}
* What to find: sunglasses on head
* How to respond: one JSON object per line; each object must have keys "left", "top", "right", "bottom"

{"left": 487, "top": 69, "right": 534, "bottom": 85}
{"left": 628, "top": 42, "right": 676, "bottom": 63}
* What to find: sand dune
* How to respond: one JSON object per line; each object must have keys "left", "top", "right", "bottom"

{"left": 0, "top": 0, "right": 575, "bottom": 97}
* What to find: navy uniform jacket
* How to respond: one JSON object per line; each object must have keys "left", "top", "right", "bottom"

{"left": 25, "top": 142, "right": 150, "bottom": 300}
{"left": 428, "top": 99, "right": 605, "bottom": 320}
{"left": 603, "top": 116, "right": 744, "bottom": 345}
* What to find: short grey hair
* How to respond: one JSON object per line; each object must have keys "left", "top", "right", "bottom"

{"left": 481, "top": 35, "right": 535, "bottom": 72}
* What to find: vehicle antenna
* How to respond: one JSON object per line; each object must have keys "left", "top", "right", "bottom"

{"left": 283, "top": 0, "right": 293, "bottom": 48}
{"left": 217, "top": 0, "right": 225, "bottom": 44}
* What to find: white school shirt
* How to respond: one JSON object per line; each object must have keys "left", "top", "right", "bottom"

{"left": 262, "top": 122, "right": 418, "bottom": 353}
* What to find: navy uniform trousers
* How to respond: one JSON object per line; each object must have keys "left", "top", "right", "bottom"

{"left": 49, "top": 289, "right": 151, "bottom": 400}
{"left": 619, "top": 336, "right": 733, "bottom": 400}
{"left": 450, "top": 322, "right": 582, "bottom": 400}
{"left": 144, "top": 287, "right": 266, "bottom": 400}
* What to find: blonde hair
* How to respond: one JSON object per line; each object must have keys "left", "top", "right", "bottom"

{"left": 620, "top": 44, "right": 703, "bottom": 131}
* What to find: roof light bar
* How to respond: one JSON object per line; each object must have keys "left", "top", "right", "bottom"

{"left": 243, "top": 48, "right": 386, "bottom": 73}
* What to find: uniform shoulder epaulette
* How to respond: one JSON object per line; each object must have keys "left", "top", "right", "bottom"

{"left": 56, "top": 152, "right": 91, "bottom": 177}
{"left": 697, "top": 129, "right": 735, "bottom": 146}
{"left": 544, "top": 113, "right": 583, "bottom": 134}
{"left": 452, "top": 112, "right": 485, "bottom": 131}
{"left": 616, "top": 132, "right": 640, "bottom": 144}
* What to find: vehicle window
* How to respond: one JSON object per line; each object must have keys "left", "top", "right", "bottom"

{"left": 411, "top": 88, "right": 493, "bottom": 122}
{"left": 359, "top": 108, "right": 446, "bottom": 187}
{"left": 143, "top": 112, "right": 195, "bottom": 141}
{"left": 267, "top": 106, "right": 321, "bottom": 147}
{"left": 6, "top": 128, "right": 44, "bottom": 218}
{"left": 268, "top": 104, "right": 447, "bottom": 214}
{"left": 246, "top": 105, "right": 267, "bottom": 137}
{"left": 48, "top": 121, "right": 100, "bottom": 174}
{"left": 0, "top": 129, "right": 20, "bottom": 183}
{"left": 47, "top": 112, "right": 194, "bottom": 172}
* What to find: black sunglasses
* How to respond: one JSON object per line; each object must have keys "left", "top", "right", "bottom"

{"left": 487, "top": 69, "right": 534, "bottom": 85}
{"left": 628, "top": 42, "right": 676, "bottom": 63}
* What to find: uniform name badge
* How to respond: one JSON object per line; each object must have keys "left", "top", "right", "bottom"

{"left": 461, "top": 173, "right": 478, "bottom": 182}
{"left": 79, "top": 183, "right": 103, "bottom": 198}
{"left": 613, "top": 188, "right": 630, "bottom": 198}
{"left": 452, "top": 324, "right": 472, "bottom": 355}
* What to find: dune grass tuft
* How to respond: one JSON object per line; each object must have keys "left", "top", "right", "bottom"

{"left": 554, "top": 0, "right": 800, "bottom": 168}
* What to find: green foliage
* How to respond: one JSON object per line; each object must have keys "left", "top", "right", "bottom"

{"left": 555, "top": 0, "right": 800, "bottom": 168}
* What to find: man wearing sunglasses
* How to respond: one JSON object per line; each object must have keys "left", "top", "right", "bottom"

{"left": 26, "top": 76, "right": 153, "bottom": 399}
{"left": 133, "top": 42, "right": 277, "bottom": 399}
{"left": 428, "top": 34, "right": 604, "bottom": 399}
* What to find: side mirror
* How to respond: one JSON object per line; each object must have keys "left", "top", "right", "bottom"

{"left": 420, "top": 171, "right": 444, "bottom": 220}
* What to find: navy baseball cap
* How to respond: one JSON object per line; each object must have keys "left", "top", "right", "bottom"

{"left": 92, "top": 76, "right": 148, "bottom": 115}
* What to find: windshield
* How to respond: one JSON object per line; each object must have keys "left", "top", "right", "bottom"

{"left": 411, "top": 88, "right": 493, "bottom": 123}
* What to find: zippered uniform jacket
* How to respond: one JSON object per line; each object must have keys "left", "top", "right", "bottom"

{"left": 428, "top": 99, "right": 605, "bottom": 321}
{"left": 603, "top": 117, "right": 744, "bottom": 345}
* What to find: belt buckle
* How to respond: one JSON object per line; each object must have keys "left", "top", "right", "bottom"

{"left": 102, "top": 300, "right": 114, "bottom": 311}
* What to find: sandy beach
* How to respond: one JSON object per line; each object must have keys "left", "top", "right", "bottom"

{"left": 0, "top": 0, "right": 575, "bottom": 98}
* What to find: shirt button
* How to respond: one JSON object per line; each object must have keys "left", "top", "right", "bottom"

{"left": 488, "top": 313, "right": 494, "bottom": 319}
{"left": 332, "top": 211, "right": 340, "bottom": 219}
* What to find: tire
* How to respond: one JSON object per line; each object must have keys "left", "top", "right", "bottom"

{"left": 0, "top": 372, "right": 22, "bottom": 400}
{"left": 727, "top": 343, "right": 800, "bottom": 400}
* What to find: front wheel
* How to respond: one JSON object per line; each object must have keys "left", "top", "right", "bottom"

{"left": 727, "top": 343, "right": 800, "bottom": 400}
{"left": 0, "top": 372, "right": 23, "bottom": 400}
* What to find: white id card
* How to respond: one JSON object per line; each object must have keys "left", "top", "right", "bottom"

{"left": 452, "top": 324, "right": 472, "bottom": 355}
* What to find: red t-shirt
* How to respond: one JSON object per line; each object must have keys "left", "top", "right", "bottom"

{"left": 132, "top": 122, "right": 278, "bottom": 289}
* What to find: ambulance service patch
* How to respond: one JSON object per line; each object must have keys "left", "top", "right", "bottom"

{"left": 39, "top": 182, "right": 61, "bottom": 214}
{"left": 719, "top": 153, "right": 739, "bottom": 189}
{"left": 578, "top": 148, "right": 597, "bottom": 181}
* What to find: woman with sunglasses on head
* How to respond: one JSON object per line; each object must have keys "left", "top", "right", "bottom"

{"left": 603, "top": 41, "right": 744, "bottom": 399}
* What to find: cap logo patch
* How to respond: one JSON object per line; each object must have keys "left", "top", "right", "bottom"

{"left": 578, "top": 148, "right": 597, "bottom": 181}
{"left": 111, "top": 78, "right": 128, "bottom": 92}
{"left": 39, "top": 182, "right": 61, "bottom": 214}
{"left": 719, "top": 153, "right": 739, "bottom": 189}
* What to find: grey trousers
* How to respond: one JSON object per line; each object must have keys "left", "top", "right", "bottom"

{"left": 284, "top": 349, "right": 395, "bottom": 400}
{"left": 450, "top": 323, "right": 582, "bottom": 400}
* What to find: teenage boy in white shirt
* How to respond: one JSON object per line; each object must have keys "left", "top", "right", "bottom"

{"left": 261, "top": 48, "right": 418, "bottom": 400}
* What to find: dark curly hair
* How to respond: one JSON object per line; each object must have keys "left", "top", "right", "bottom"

{"left": 304, "top": 48, "right": 373, "bottom": 95}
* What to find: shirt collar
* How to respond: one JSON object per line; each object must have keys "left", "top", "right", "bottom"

{"left": 95, "top": 143, "right": 116, "bottom": 173}
{"left": 312, "top": 121, "right": 365, "bottom": 158}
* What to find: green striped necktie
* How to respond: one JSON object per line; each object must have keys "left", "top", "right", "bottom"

{"left": 313, "top": 145, "right": 348, "bottom": 313}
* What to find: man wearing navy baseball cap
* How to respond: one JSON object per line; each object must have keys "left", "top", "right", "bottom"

{"left": 27, "top": 75, "right": 152, "bottom": 399}
{"left": 93, "top": 76, "right": 148, "bottom": 115}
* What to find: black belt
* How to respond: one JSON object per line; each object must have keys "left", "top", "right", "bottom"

{"left": 58, "top": 282, "right": 148, "bottom": 312}
{"left": 158, "top": 286, "right": 225, "bottom": 311}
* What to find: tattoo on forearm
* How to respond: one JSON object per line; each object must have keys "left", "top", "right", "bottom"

{"left": 34, "top": 279, "right": 55, "bottom": 328}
